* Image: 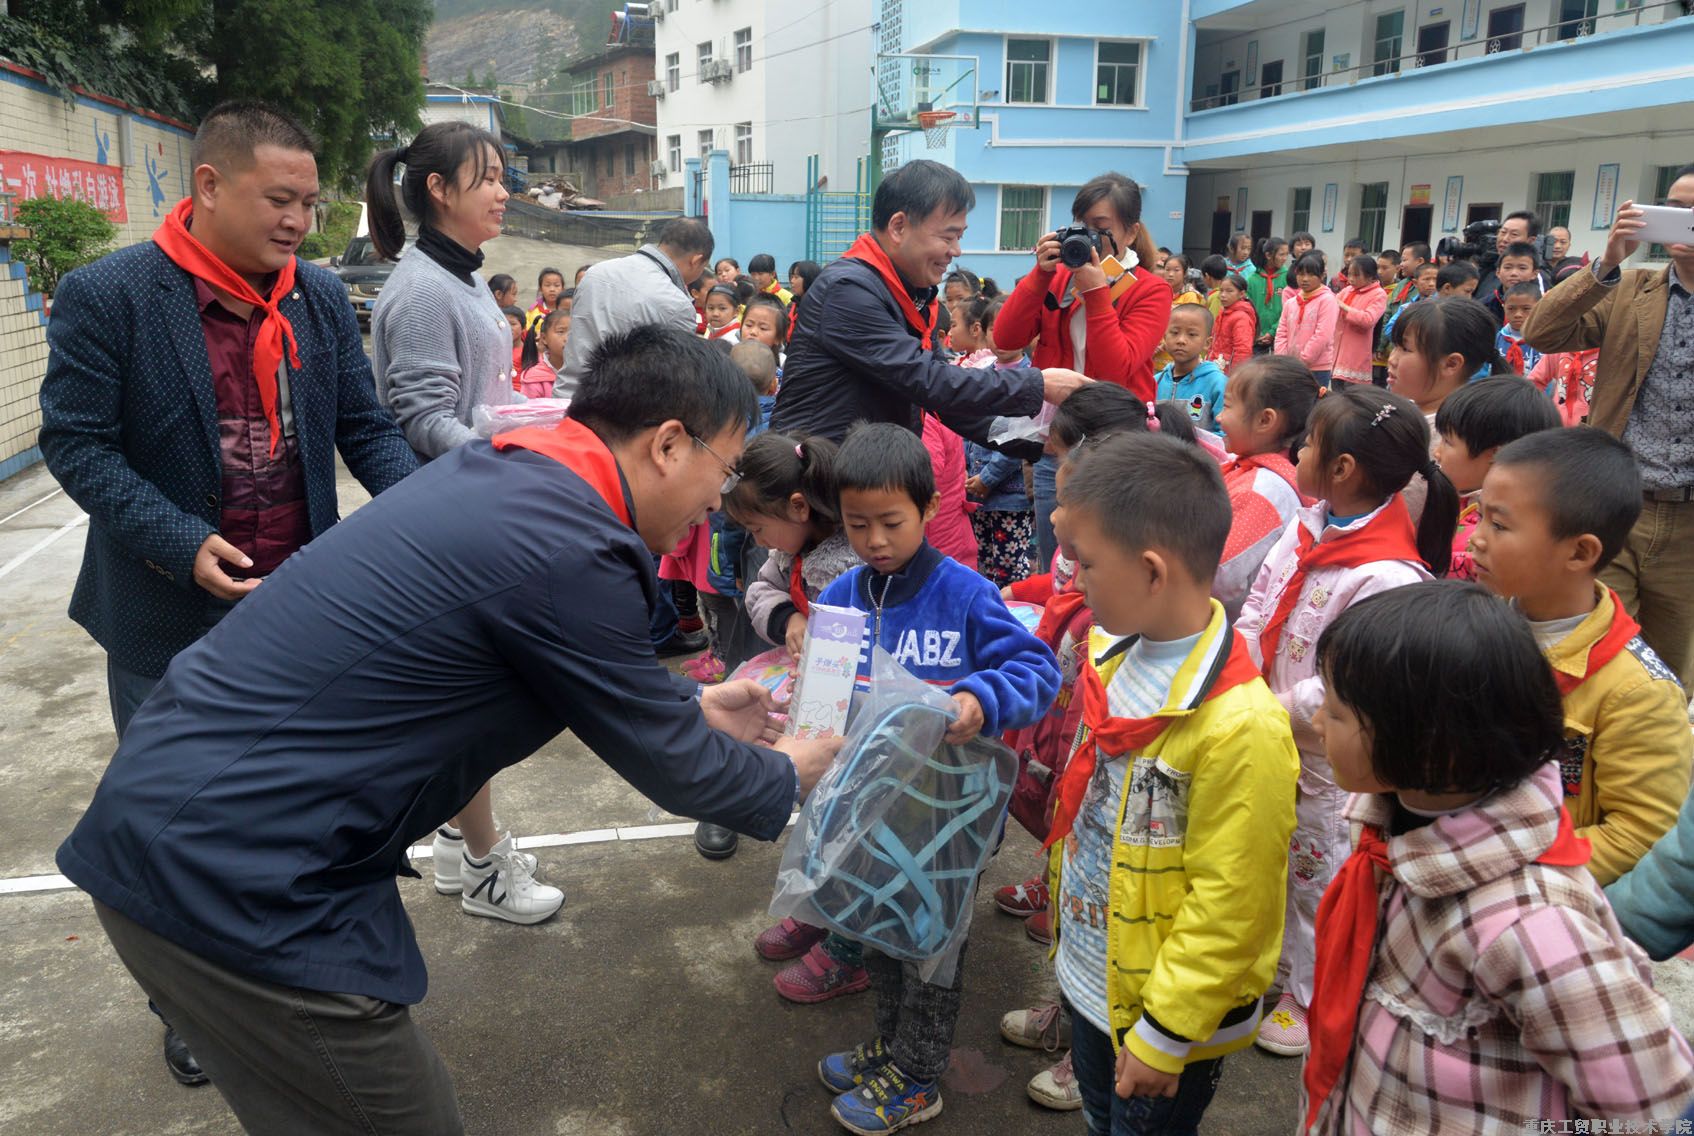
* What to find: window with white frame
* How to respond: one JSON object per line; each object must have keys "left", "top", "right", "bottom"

{"left": 698, "top": 129, "right": 714, "bottom": 159}
{"left": 1358, "top": 182, "right": 1389, "bottom": 251}
{"left": 1260, "top": 59, "right": 1284, "bottom": 99}
{"left": 1006, "top": 39, "right": 1050, "bottom": 104}
{"left": 734, "top": 27, "right": 753, "bottom": 73}
{"left": 602, "top": 71, "right": 613, "bottom": 109}
{"left": 697, "top": 41, "right": 712, "bottom": 81}
{"left": 665, "top": 52, "right": 680, "bottom": 92}
{"left": 1095, "top": 41, "right": 1141, "bottom": 106}
{"left": 1373, "top": 12, "right": 1404, "bottom": 76}
{"left": 1000, "top": 186, "right": 1045, "bottom": 251}
{"left": 667, "top": 134, "right": 682, "bottom": 172}
{"left": 1531, "top": 170, "right": 1576, "bottom": 231}
{"left": 1290, "top": 186, "right": 1312, "bottom": 234}
{"left": 1301, "top": 28, "right": 1325, "bottom": 91}
{"left": 734, "top": 122, "right": 753, "bottom": 165}
{"left": 569, "top": 77, "right": 596, "bottom": 117}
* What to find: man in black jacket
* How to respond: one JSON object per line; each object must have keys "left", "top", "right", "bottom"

{"left": 58, "top": 327, "right": 842, "bottom": 1135}
{"left": 774, "top": 160, "right": 1086, "bottom": 442}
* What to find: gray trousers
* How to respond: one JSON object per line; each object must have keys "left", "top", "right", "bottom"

{"left": 94, "top": 901, "right": 464, "bottom": 1136}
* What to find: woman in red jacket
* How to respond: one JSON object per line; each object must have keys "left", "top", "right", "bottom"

{"left": 993, "top": 172, "right": 1171, "bottom": 564}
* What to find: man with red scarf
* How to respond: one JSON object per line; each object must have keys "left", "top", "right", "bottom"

{"left": 773, "top": 160, "right": 1087, "bottom": 444}
{"left": 38, "top": 101, "right": 417, "bottom": 1087}
{"left": 54, "top": 325, "right": 841, "bottom": 1134}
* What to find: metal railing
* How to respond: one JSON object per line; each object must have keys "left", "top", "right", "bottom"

{"left": 1189, "top": 0, "right": 1691, "bottom": 112}
{"left": 729, "top": 161, "right": 774, "bottom": 194}
{"left": 501, "top": 198, "right": 665, "bottom": 250}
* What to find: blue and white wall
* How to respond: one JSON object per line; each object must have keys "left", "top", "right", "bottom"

{"left": 880, "top": 1, "right": 1196, "bottom": 282}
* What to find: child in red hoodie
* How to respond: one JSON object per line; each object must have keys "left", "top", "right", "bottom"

{"left": 1208, "top": 272, "right": 1258, "bottom": 374}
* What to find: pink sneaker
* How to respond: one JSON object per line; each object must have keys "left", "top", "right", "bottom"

{"left": 683, "top": 652, "right": 725, "bottom": 683}
{"left": 1255, "top": 993, "right": 1309, "bottom": 1056}
{"left": 773, "top": 942, "right": 870, "bottom": 1004}
{"left": 754, "top": 917, "right": 827, "bottom": 961}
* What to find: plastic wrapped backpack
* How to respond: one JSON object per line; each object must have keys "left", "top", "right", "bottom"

{"left": 770, "top": 648, "right": 1016, "bottom": 983}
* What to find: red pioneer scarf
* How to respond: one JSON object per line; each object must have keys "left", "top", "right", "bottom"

{"left": 1553, "top": 589, "right": 1640, "bottom": 696}
{"left": 1302, "top": 807, "right": 1590, "bottom": 1129}
{"left": 491, "top": 418, "right": 631, "bottom": 527}
{"left": 1044, "top": 628, "right": 1261, "bottom": 849}
{"left": 709, "top": 320, "right": 741, "bottom": 340}
{"left": 842, "top": 232, "right": 937, "bottom": 350}
{"left": 788, "top": 554, "right": 811, "bottom": 618}
{"left": 1258, "top": 497, "right": 1420, "bottom": 675}
{"left": 153, "top": 197, "right": 300, "bottom": 458}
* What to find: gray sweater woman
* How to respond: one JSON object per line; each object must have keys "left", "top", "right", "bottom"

{"left": 372, "top": 248, "right": 516, "bottom": 460}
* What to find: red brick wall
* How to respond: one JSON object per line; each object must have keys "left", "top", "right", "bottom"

{"left": 571, "top": 50, "right": 655, "bottom": 143}
{"left": 579, "top": 136, "right": 656, "bottom": 199}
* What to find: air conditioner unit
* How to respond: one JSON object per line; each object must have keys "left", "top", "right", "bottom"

{"left": 651, "top": 2, "right": 664, "bottom": 19}
{"left": 701, "top": 59, "right": 734, "bottom": 83}
{"left": 650, "top": 159, "right": 668, "bottom": 177}
{"left": 646, "top": 79, "right": 666, "bottom": 98}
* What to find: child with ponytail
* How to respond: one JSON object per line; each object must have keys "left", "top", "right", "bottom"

{"left": 1212, "top": 356, "right": 1320, "bottom": 616}
{"left": 1386, "top": 296, "right": 1509, "bottom": 423}
{"left": 517, "top": 308, "right": 570, "bottom": 399}
{"left": 1236, "top": 384, "right": 1459, "bottom": 1058}
{"left": 724, "top": 433, "right": 869, "bottom": 1001}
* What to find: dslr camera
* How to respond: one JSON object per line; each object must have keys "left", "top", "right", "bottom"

{"left": 1055, "top": 223, "right": 1110, "bottom": 269}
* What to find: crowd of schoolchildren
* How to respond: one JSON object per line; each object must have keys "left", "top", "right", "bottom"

{"left": 478, "top": 213, "right": 1694, "bottom": 1136}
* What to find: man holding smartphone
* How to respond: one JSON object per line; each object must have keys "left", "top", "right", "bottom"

{"left": 1524, "top": 163, "right": 1694, "bottom": 689}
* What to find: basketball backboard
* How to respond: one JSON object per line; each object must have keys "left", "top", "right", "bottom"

{"left": 873, "top": 53, "right": 980, "bottom": 135}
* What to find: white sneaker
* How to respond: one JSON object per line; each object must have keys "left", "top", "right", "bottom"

{"left": 1027, "top": 1050, "right": 1083, "bottom": 1111}
{"left": 432, "top": 826, "right": 537, "bottom": 895}
{"left": 460, "top": 834, "right": 563, "bottom": 925}
{"left": 432, "top": 826, "right": 465, "bottom": 894}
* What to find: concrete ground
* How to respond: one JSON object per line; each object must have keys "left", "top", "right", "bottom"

{"left": 4, "top": 333, "right": 1693, "bottom": 1132}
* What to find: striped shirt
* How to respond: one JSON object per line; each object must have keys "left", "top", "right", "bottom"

{"left": 1056, "top": 630, "right": 1201, "bottom": 1032}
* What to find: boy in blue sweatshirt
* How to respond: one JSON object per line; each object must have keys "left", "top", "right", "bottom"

{"left": 1154, "top": 303, "right": 1227, "bottom": 432}
{"left": 815, "top": 422, "right": 1060, "bottom": 1135}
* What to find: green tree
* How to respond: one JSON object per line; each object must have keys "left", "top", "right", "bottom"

{"left": 11, "top": 195, "right": 117, "bottom": 296}
{"left": 1, "top": 0, "right": 431, "bottom": 188}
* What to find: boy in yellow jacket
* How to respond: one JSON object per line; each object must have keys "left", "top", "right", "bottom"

{"left": 1469, "top": 427, "right": 1691, "bottom": 884}
{"left": 1044, "top": 433, "right": 1299, "bottom": 1129}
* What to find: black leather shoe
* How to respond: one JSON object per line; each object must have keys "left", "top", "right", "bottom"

{"left": 694, "top": 822, "right": 739, "bottom": 860}
{"left": 655, "top": 627, "right": 710, "bottom": 658}
{"left": 164, "top": 1027, "right": 209, "bottom": 1086}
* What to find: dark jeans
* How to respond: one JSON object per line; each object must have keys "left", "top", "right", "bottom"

{"left": 1310, "top": 370, "right": 1333, "bottom": 390}
{"left": 699, "top": 592, "right": 760, "bottom": 672}
{"left": 106, "top": 658, "right": 163, "bottom": 738}
{"left": 1066, "top": 1001, "right": 1224, "bottom": 1136}
{"left": 864, "top": 941, "right": 967, "bottom": 1084}
{"left": 649, "top": 553, "right": 679, "bottom": 647}
{"left": 96, "top": 902, "right": 463, "bottom": 1135}
{"left": 1032, "top": 455, "right": 1059, "bottom": 570}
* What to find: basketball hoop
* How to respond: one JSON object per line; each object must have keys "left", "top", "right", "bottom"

{"left": 916, "top": 109, "right": 958, "bottom": 150}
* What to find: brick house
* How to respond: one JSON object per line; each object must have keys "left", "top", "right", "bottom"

{"left": 557, "top": 42, "right": 657, "bottom": 200}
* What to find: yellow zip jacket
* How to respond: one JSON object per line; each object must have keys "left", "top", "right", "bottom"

{"left": 1547, "top": 582, "right": 1691, "bottom": 886}
{"left": 1047, "top": 601, "right": 1299, "bottom": 1074}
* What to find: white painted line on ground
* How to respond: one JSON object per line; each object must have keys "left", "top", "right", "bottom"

{"left": 0, "top": 487, "right": 63, "bottom": 527}
{"left": 1, "top": 814, "right": 798, "bottom": 897}
{"left": 0, "top": 512, "right": 88, "bottom": 581}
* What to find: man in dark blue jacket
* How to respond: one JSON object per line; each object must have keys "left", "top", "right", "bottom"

{"left": 57, "top": 325, "right": 841, "bottom": 1135}
{"left": 37, "top": 100, "right": 418, "bottom": 1086}
{"left": 774, "top": 160, "right": 1087, "bottom": 443}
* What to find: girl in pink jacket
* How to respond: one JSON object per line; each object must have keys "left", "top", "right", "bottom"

{"left": 1235, "top": 385, "right": 1459, "bottom": 1059}
{"left": 1275, "top": 253, "right": 1340, "bottom": 387}
{"left": 1332, "top": 255, "right": 1388, "bottom": 385}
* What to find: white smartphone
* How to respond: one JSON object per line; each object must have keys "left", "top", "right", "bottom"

{"left": 1633, "top": 204, "right": 1694, "bottom": 248}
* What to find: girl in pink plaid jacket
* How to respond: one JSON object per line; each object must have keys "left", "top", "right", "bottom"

{"left": 1300, "top": 582, "right": 1694, "bottom": 1136}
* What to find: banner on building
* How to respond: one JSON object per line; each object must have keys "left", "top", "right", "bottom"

{"left": 0, "top": 150, "right": 128, "bottom": 223}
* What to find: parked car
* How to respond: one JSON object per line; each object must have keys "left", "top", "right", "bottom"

{"left": 331, "top": 233, "right": 411, "bottom": 326}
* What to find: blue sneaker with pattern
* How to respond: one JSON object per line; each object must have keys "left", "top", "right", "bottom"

{"left": 829, "top": 1063, "right": 942, "bottom": 1135}
{"left": 818, "top": 1036, "right": 891, "bottom": 1094}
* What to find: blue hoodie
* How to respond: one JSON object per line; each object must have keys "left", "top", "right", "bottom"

{"left": 816, "top": 542, "right": 1060, "bottom": 738}
{"left": 1156, "top": 358, "right": 1229, "bottom": 433}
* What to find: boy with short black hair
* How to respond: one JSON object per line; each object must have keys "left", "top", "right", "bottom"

{"left": 1469, "top": 428, "right": 1691, "bottom": 885}
{"left": 1497, "top": 281, "right": 1544, "bottom": 374}
{"left": 1485, "top": 241, "right": 1544, "bottom": 321}
{"left": 1155, "top": 303, "right": 1227, "bottom": 431}
{"left": 815, "top": 421, "right": 1060, "bottom": 1135}
{"left": 1046, "top": 432, "right": 1298, "bottom": 1134}
{"left": 1433, "top": 376, "right": 1560, "bottom": 579}
{"left": 1436, "top": 260, "right": 1480, "bottom": 298}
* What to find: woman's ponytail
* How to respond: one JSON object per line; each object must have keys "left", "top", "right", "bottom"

{"left": 364, "top": 146, "right": 408, "bottom": 261}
